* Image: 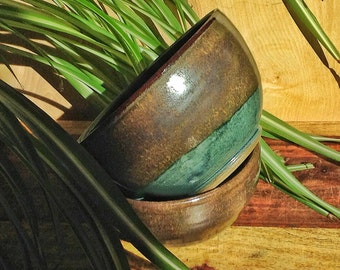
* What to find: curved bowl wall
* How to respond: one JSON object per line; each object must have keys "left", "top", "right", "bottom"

{"left": 80, "top": 10, "right": 262, "bottom": 199}
{"left": 128, "top": 145, "right": 260, "bottom": 244}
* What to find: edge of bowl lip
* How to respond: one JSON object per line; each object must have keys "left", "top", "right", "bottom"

{"left": 127, "top": 144, "right": 260, "bottom": 207}
{"left": 134, "top": 125, "right": 261, "bottom": 199}
{"left": 78, "top": 9, "right": 220, "bottom": 143}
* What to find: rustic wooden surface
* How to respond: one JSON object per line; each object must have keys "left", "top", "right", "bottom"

{"left": 124, "top": 227, "right": 340, "bottom": 270}
{"left": 235, "top": 138, "right": 340, "bottom": 229}
{"left": 189, "top": 0, "right": 340, "bottom": 135}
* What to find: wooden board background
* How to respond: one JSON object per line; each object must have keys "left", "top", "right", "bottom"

{"left": 188, "top": 0, "right": 340, "bottom": 136}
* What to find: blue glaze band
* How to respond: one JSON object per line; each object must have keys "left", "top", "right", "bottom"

{"left": 138, "top": 87, "right": 262, "bottom": 198}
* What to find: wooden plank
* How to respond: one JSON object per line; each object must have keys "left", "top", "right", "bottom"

{"left": 167, "top": 226, "right": 340, "bottom": 270}
{"left": 285, "top": 121, "right": 340, "bottom": 137}
{"left": 235, "top": 181, "right": 340, "bottom": 228}
{"left": 2, "top": 221, "right": 339, "bottom": 269}
{"left": 123, "top": 226, "right": 340, "bottom": 270}
{"left": 235, "top": 138, "right": 340, "bottom": 228}
{"left": 188, "top": 0, "right": 340, "bottom": 128}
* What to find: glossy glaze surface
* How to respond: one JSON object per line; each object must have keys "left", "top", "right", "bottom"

{"left": 140, "top": 88, "right": 261, "bottom": 198}
{"left": 81, "top": 10, "right": 262, "bottom": 198}
{"left": 128, "top": 145, "right": 260, "bottom": 244}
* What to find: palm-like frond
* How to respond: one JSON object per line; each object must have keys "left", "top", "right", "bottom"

{"left": 0, "top": 79, "right": 189, "bottom": 269}
{"left": 0, "top": 0, "right": 197, "bottom": 110}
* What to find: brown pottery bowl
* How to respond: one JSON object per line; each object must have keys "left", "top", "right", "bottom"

{"left": 80, "top": 10, "right": 262, "bottom": 199}
{"left": 128, "top": 145, "right": 260, "bottom": 244}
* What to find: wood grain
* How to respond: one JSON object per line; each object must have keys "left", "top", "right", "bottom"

{"left": 235, "top": 138, "right": 340, "bottom": 228}
{"left": 124, "top": 226, "right": 340, "bottom": 270}
{"left": 1, "top": 1, "right": 339, "bottom": 268}
{"left": 3, "top": 221, "right": 338, "bottom": 270}
{"left": 188, "top": 0, "right": 340, "bottom": 131}
{"left": 170, "top": 226, "right": 340, "bottom": 270}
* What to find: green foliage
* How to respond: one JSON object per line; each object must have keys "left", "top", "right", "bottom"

{"left": 0, "top": 0, "right": 198, "bottom": 110}
{"left": 260, "top": 110, "right": 340, "bottom": 219}
{"left": 283, "top": 0, "right": 340, "bottom": 62}
{"left": 0, "top": 79, "right": 189, "bottom": 269}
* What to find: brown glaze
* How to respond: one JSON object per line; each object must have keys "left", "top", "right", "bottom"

{"left": 128, "top": 145, "right": 260, "bottom": 244}
{"left": 81, "top": 10, "right": 260, "bottom": 195}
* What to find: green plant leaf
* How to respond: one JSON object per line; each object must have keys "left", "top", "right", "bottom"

{"left": 311, "top": 135, "right": 340, "bottom": 143}
{"left": 260, "top": 169, "right": 334, "bottom": 218}
{"left": 0, "top": 79, "right": 190, "bottom": 269}
{"left": 30, "top": 134, "right": 130, "bottom": 270}
{"left": 0, "top": 93, "right": 129, "bottom": 269}
{"left": 261, "top": 110, "right": 340, "bottom": 162}
{"left": 0, "top": 150, "right": 42, "bottom": 265}
{"left": 0, "top": 183, "right": 46, "bottom": 269}
{"left": 283, "top": 0, "right": 340, "bottom": 62}
{"left": 171, "top": 0, "right": 200, "bottom": 26}
{"left": 286, "top": 163, "right": 314, "bottom": 172}
{"left": 260, "top": 138, "right": 340, "bottom": 219}
{"left": 0, "top": 103, "right": 73, "bottom": 268}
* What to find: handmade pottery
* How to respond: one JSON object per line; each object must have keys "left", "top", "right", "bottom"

{"left": 79, "top": 9, "right": 262, "bottom": 199}
{"left": 128, "top": 145, "right": 260, "bottom": 244}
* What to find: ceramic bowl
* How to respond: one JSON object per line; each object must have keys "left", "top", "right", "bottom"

{"left": 128, "top": 145, "right": 260, "bottom": 244}
{"left": 80, "top": 10, "right": 262, "bottom": 199}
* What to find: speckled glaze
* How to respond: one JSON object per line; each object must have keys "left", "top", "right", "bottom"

{"left": 128, "top": 145, "right": 260, "bottom": 244}
{"left": 80, "top": 10, "right": 262, "bottom": 198}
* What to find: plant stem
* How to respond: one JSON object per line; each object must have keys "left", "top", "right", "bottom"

{"left": 283, "top": 0, "right": 340, "bottom": 62}
{"left": 261, "top": 110, "right": 340, "bottom": 162}
{"left": 260, "top": 138, "right": 340, "bottom": 219}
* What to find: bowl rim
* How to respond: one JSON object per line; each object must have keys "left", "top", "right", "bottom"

{"left": 78, "top": 10, "right": 219, "bottom": 143}
{"left": 128, "top": 144, "right": 260, "bottom": 206}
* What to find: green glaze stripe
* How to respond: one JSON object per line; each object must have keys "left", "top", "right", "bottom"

{"left": 139, "top": 87, "right": 262, "bottom": 199}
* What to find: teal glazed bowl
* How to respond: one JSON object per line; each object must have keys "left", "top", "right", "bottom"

{"left": 80, "top": 10, "right": 262, "bottom": 199}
